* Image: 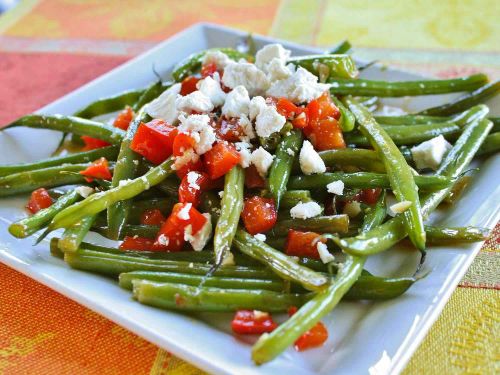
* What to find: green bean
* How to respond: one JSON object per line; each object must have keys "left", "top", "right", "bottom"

{"left": 477, "top": 132, "right": 500, "bottom": 156}
{"left": 119, "top": 271, "right": 283, "bottom": 292}
{"left": 361, "top": 190, "right": 387, "bottom": 233}
{"left": 0, "top": 146, "right": 119, "bottom": 177}
{"left": 331, "top": 96, "right": 356, "bottom": 131}
{"left": 343, "top": 275, "right": 415, "bottom": 300}
{"left": 419, "top": 80, "right": 500, "bottom": 116}
{"left": 64, "top": 249, "right": 276, "bottom": 279}
{"left": 74, "top": 90, "right": 143, "bottom": 119}
{"left": 329, "top": 74, "right": 488, "bottom": 97}
{"left": 198, "top": 191, "right": 221, "bottom": 225}
{"left": 288, "top": 172, "right": 452, "bottom": 191}
{"left": 234, "top": 229, "right": 329, "bottom": 291}
{"left": 268, "top": 129, "right": 302, "bottom": 208}
{"left": 213, "top": 166, "right": 244, "bottom": 265}
{"left": 155, "top": 176, "right": 181, "bottom": 196}
{"left": 172, "top": 48, "right": 251, "bottom": 81}
{"left": 345, "top": 97, "right": 426, "bottom": 250}
{"left": 0, "top": 164, "right": 89, "bottom": 197}
{"left": 491, "top": 117, "right": 500, "bottom": 133}
{"left": 272, "top": 215, "right": 350, "bottom": 236}
{"left": 58, "top": 215, "right": 97, "bottom": 252}
{"left": 127, "top": 198, "right": 177, "bottom": 224}
{"left": 4, "top": 115, "right": 125, "bottom": 144}
{"left": 288, "top": 54, "right": 358, "bottom": 80}
{"left": 280, "top": 190, "right": 312, "bottom": 209}
{"left": 133, "top": 280, "right": 306, "bottom": 312}
{"left": 336, "top": 115, "right": 492, "bottom": 256}
{"left": 329, "top": 40, "right": 352, "bottom": 54}
{"left": 344, "top": 122, "right": 461, "bottom": 146}
{"left": 93, "top": 224, "right": 159, "bottom": 239}
{"left": 8, "top": 190, "right": 81, "bottom": 238}
{"left": 48, "top": 158, "right": 174, "bottom": 230}
{"left": 425, "top": 226, "right": 490, "bottom": 245}
{"left": 374, "top": 114, "right": 446, "bottom": 125}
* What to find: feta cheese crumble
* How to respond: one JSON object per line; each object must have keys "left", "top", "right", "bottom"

{"left": 146, "top": 83, "right": 181, "bottom": 124}
{"left": 251, "top": 147, "right": 274, "bottom": 177}
{"left": 317, "top": 242, "right": 335, "bottom": 264}
{"left": 184, "top": 213, "right": 212, "bottom": 251}
{"left": 75, "top": 186, "right": 94, "bottom": 198}
{"left": 389, "top": 200, "right": 413, "bottom": 215}
{"left": 249, "top": 96, "right": 268, "bottom": 121}
{"left": 157, "top": 234, "right": 169, "bottom": 246}
{"left": 177, "top": 203, "right": 192, "bottom": 220}
{"left": 326, "top": 180, "right": 344, "bottom": 195}
{"left": 186, "top": 171, "right": 201, "bottom": 190}
{"left": 290, "top": 201, "right": 322, "bottom": 219}
{"left": 254, "top": 105, "right": 286, "bottom": 138}
{"left": 176, "top": 90, "right": 214, "bottom": 113}
{"left": 196, "top": 73, "right": 226, "bottom": 107}
{"left": 222, "top": 62, "right": 270, "bottom": 96}
{"left": 255, "top": 44, "right": 292, "bottom": 81}
{"left": 254, "top": 233, "right": 267, "bottom": 242}
{"left": 343, "top": 201, "right": 361, "bottom": 217}
{"left": 235, "top": 142, "right": 253, "bottom": 168}
{"left": 177, "top": 114, "right": 215, "bottom": 155}
{"left": 237, "top": 114, "right": 256, "bottom": 141}
{"left": 221, "top": 85, "right": 250, "bottom": 118}
{"left": 411, "top": 135, "right": 452, "bottom": 170}
{"left": 202, "top": 50, "right": 231, "bottom": 70}
{"left": 299, "top": 140, "right": 326, "bottom": 175}
{"left": 267, "top": 67, "right": 329, "bottom": 104}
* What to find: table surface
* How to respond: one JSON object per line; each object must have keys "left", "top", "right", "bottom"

{"left": 0, "top": 1, "right": 498, "bottom": 374}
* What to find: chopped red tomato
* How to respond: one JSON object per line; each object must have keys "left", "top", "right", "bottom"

{"left": 113, "top": 106, "right": 134, "bottom": 131}
{"left": 155, "top": 203, "right": 207, "bottom": 252}
{"left": 359, "top": 188, "right": 382, "bottom": 205}
{"left": 213, "top": 117, "right": 244, "bottom": 142}
{"left": 316, "top": 92, "right": 340, "bottom": 120}
{"left": 308, "top": 117, "right": 346, "bottom": 151}
{"left": 305, "top": 98, "right": 321, "bottom": 131}
{"left": 241, "top": 196, "right": 277, "bottom": 235}
{"left": 276, "top": 98, "right": 298, "bottom": 120}
{"left": 294, "top": 322, "right": 328, "bottom": 351}
{"left": 173, "top": 132, "right": 197, "bottom": 157}
{"left": 231, "top": 310, "right": 277, "bottom": 334}
{"left": 175, "top": 153, "right": 204, "bottom": 179}
{"left": 26, "top": 188, "right": 53, "bottom": 214}
{"left": 288, "top": 305, "right": 329, "bottom": 351}
{"left": 140, "top": 209, "right": 166, "bottom": 226}
{"left": 178, "top": 171, "right": 210, "bottom": 207}
{"left": 79, "top": 157, "right": 112, "bottom": 182}
{"left": 203, "top": 142, "right": 241, "bottom": 180}
{"left": 180, "top": 76, "right": 200, "bottom": 96}
{"left": 244, "top": 165, "right": 266, "bottom": 189}
{"left": 130, "top": 119, "right": 178, "bottom": 164}
{"left": 292, "top": 107, "right": 309, "bottom": 129}
{"left": 201, "top": 62, "right": 219, "bottom": 78}
{"left": 119, "top": 236, "right": 156, "bottom": 251}
{"left": 285, "top": 230, "right": 325, "bottom": 259}
{"left": 81, "top": 136, "right": 110, "bottom": 151}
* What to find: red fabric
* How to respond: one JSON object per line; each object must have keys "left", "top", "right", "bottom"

{"left": 0, "top": 52, "right": 128, "bottom": 125}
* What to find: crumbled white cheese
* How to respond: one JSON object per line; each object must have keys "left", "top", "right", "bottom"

{"left": 251, "top": 147, "right": 275, "bottom": 177}
{"left": 317, "top": 242, "right": 335, "bottom": 264}
{"left": 266, "top": 58, "right": 292, "bottom": 81}
{"left": 286, "top": 148, "right": 295, "bottom": 156}
{"left": 176, "top": 90, "right": 214, "bottom": 113}
{"left": 411, "top": 135, "right": 452, "bottom": 170}
{"left": 173, "top": 149, "right": 199, "bottom": 171}
{"left": 222, "top": 61, "right": 270, "bottom": 96}
{"left": 254, "top": 233, "right": 267, "bottom": 242}
{"left": 255, "top": 105, "right": 286, "bottom": 138}
{"left": 290, "top": 201, "right": 322, "bottom": 219}
{"left": 157, "top": 234, "right": 169, "bottom": 246}
{"left": 221, "top": 252, "right": 235, "bottom": 266}
{"left": 235, "top": 141, "right": 253, "bottom": 168}
{"left": 196, "top": 73, "right": 226, "bottom": 107}
{"left": 326, "top": 180, "right": 344, "bottom": 195}
{"left": 186, "top": 171, "right": 201, "bottom": 190}
{"left": 343, "top": 201, "right": 361, "bottom": 217}
{"left": 221, "top": 85, "right": 250, "bottom": 118}
{"left": 202, "top": 50, "right": 231, "bottom": 70}
{"left": 267, "top": 67, "right": 329, "bottom": 104}
{"left": 249, "top": 96, "right": 268, "bottom": 121}
{"left": 184, "top": 213, "right": 212, "bottom": 251}
{"left": 177, "top": 114, "right": 216, "bottom": 155}
{"left": 177, "top": 203, "right": 192, "bottom": 220}
{"left": 252, "top": 310, "right": 270, "bottom": 319}
{"left": 75, "top": 186, "right": 94, "bottom": 198}
{"left": 218, "top": 191, "right": 224, "bottom": 198}
{"left": 389, "top": 200, "right": 413, "bottom": 215}
{"left": 299, "top": 140, "right": 326, "bottom": 175}
{"left": 238, "top": 114, "right": 256, "bottom": 141}
{"left": 146, "top": 83, "right": 181, "bottom": 124}
{"left": 256, "top": 44, "right": 291, "bottom": 70}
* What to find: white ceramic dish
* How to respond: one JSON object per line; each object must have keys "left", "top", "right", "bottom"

{"left": 0, "top": 23, "right": 499, "bottom": 375}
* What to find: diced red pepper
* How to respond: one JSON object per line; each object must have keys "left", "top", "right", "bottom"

{"left": 288, "top": 305, "right": 329, "bottom": 351}
{"left": 285, "top": 230, "right": 325, "bottom": 259}
{"left": 113, "top": 106, "right": 134, "bottom": 131}
{"left": 119, "top": 236, "right": 156, "bottom": 251}
{"left": 307, "top": 117, "right": 346, "bottom": 151}
{"left": 201, "top": 62, "right": 219, "bottom": 78}
{"left": 305, "top": 98, "right": 321, "bottom": 132}
{"left": 292, "top": 107, "right": 309, "bottom": 129}
{"left": 130, "top": 119, "right": 178, "bottom": 164}
{"left": 231, "top": 310, "right": 277, "bottom": 334}
{"left": 79, "top": 157, "right": 112, "bottom": 182}
{"left": 244, "top": 165, "right": 266, "bottom": 189}
{"left": 180, "top": 76, "right": 200, "bottom": 96}
{"left": 213, "top": 117, "right": 245, "bottom": 142}
{"left": 276, "top": 98, "right": 299, "bottom": 120}
{"left": 173, "top": 132, "right": 197, "bottom": 157}
{"left": 178, "top": 171, "right": 210, "bottom": 207}
{"left": 81, "top": 136, "right": 110, "bottom": 151}
{"left": 359, "top": 188, "right": 382, "bottom": 205}
{"left": 203, "top": 142, "right": 241, "bottom": 180}
{"left": 241, "top": 196, "right": 277, "bottom": 235}
{"left": 140, "top": 209, "right": 166, "bottom": 226}
{"left": 26, "top": 188, "right": 53, "bottom": 214}
{"left": 155, "top": 203, "right": 207, "bottom": 252}
{"left": 175, "top": 153, "right": 204, "bottom": 179}
{"left": 316, "top": 92, "right": 340, "bottom": 120}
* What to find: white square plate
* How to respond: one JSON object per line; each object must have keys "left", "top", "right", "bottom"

{"left": 0, "top": 23, "right": 499, "bottom": 375}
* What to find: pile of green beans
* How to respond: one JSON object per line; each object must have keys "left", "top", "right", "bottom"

{"left": 1, "top": 40, "right": 497, "bottom": 367}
